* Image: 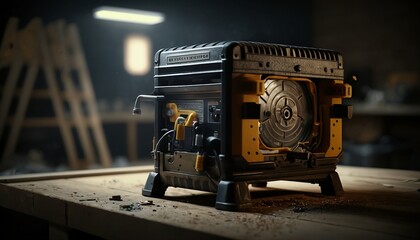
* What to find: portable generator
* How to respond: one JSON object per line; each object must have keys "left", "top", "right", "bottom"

{"left": 133, "top": 41, "right": 352, "bottom": 211}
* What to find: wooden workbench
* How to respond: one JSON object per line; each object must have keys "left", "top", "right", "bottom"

{"left": 0, "top": 165, "right": 419, "bottom": 239}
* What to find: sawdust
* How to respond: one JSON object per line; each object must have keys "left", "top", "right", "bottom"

{"left": 248, "top": 191, "right": 375, "bottom": 214}
{"left": 245, "top": 188, "right": 420, "bottom": 226}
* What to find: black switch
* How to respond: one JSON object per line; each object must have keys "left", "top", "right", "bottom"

{"left": 242, "top": 102, "right": 260, "bottom": 119}
{"left": 330, "top": 104, "right": 353, "bottom": 119}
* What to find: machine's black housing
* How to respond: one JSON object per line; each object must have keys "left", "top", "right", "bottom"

{"left": 137, "top": 41, "right": 351, "bottom": 211}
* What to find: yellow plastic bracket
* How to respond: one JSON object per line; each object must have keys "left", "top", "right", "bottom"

{"left": 195, "top": 154, "right": 204, "bottom": 172}
{"left": 166, "top": 103, "right": 197, "bottom": 126}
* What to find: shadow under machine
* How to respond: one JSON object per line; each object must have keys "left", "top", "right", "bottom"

{"left": 133, "top": 41, "right": 352, "bottom": 211}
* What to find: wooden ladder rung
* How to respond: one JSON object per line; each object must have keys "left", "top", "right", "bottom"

{"left": 0, "top": 17, "right": 113, "bottom": 170}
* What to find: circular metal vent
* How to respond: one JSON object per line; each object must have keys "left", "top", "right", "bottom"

{"left": 259, "top": 79, "right": 313, "bottom": 149}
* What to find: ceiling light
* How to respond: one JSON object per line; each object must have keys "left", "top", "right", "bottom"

{"left": 93, "top": 6, "right": 165, "bottom": 25}
{"left": 124, "top": 35, "right": 151, "bottom": 76}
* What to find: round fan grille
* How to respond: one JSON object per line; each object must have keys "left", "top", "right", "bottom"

{"left": 259, "top": 79, "right": 313, "bottom": 149}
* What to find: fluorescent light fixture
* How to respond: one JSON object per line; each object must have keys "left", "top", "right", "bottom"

{"left": 94, "top": 6, "right": 165, "bottom": 25}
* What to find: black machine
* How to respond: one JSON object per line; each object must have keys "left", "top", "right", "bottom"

{"left": 133, "top": 41, "right": 352, "bottom": 211}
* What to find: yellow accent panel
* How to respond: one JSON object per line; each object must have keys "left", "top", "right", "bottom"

{"left": 242, "top": 95, "right": 256, "bottom": 103}
{"left": 242, "top": 119, "right": 263, "bottom": 162}
{"left": 325, "top": 118, "right": 342, "bottom": 157}
{"left": 242, "top": 80, "right": 264, "bottom": 95}
{"left": 343, "top": 83, "right": 352, "bottom": 99}
{"left": 332, "top": 83, "right": 352, "bottom": 99}
{"left": 175, "top": 123, "right": 185, "bottom": 141}
{"left": 331, "top": 97, "right": 341, "bottom": 105}
{"left": 325, "top": 82, "right": 343, "bottom": 157}
{"left": 231, "top": 74, "right": 264, "bottom": 162}
{"left": 195, "top": 154, "right": 204, "bottom": 172}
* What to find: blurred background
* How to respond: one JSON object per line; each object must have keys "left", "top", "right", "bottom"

{"left": 0, "top": 0, "right": 419, "bottom": 174}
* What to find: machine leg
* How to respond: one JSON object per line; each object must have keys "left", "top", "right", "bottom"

{"left": 319, "top": 171, "right": 344, "bottom": 196}
{"left": 142, "top": 172, "right": 167, "bottom": 197}
{"left": 215, "top": 181, "right": 251, "bottom": 211}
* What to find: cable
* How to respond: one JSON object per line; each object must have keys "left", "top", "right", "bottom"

{"left": 153, "top": 129, "right": 174, "bottom": 160}
{"left": 212, "top": 149, "right": 222, "bottom": 178}
{"left": 201, "top": 152, "right": 220, "bottom": 188}
{"left": 204, "top": 170, "right": 219, "bottom": 188}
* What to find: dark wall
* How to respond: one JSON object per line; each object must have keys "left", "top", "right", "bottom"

{"left": 1, "top": 0, "right": 313, "bottom": 168}
{"left": 2, "top": 0, "right": 419, "bottom": 170}
{"left": 2, "top": 0, "right": 314, "bottom": 103}
{"left": 313, "top": 0, "right": 420, "bottom": 102}
{"left": 313, "top": 0, "right": 420, "bottom": 170}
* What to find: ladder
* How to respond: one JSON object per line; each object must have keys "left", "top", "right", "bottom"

{"left": 0, "top": 18, "right": 112, "bottom": 169}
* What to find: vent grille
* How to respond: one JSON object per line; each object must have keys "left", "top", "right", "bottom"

{"left": 290, "top": 47, "right": 338, "bottom": 61}
{"left": 161, "top": 41, "right": 340, "bottom": 61}
{"left": 240, "top": 42, "right": 339, "bottom": 61}
{"left": 162, "top": 41, "right": 229, "bottom": 52}
{"left": 242, "top": 42, "right": 287, "bottom": 56}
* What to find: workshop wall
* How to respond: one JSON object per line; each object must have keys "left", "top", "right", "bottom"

{"left": 0, "top": 0, "right": 313, "bottom": 172}
{"left": 313, "top": 0, "right": 420, "bottom": 170}
{"left": 1, "top": 0, "right": 419, "bottom": 172}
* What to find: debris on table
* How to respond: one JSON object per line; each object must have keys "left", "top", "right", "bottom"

{"left": 139, "top": 200, "right": 154, "bottom": 206}
{"left": 109, "top": 195, "right": 123, "bottom": 201}
{"left": 79, "top": 198, "right": 98, "bottom": 202}
{"left": 120, "top": 203, "right": 142, "bottom": 211}
{"left": 292, "top": 207, "right": 308, "bottom": 213}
